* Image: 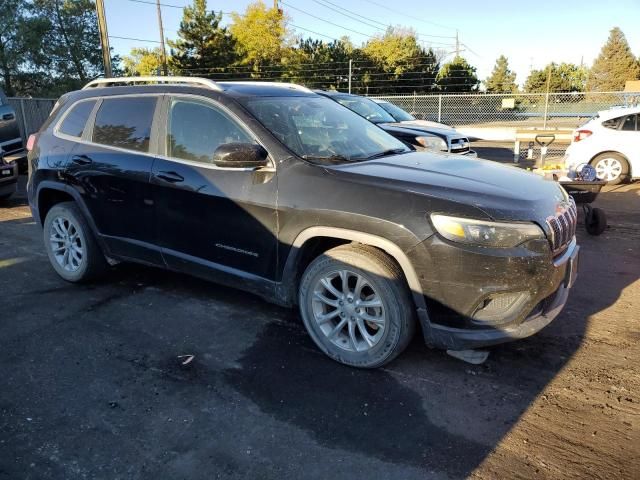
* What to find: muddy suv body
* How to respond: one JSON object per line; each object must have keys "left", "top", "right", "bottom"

{"left": 27, "top": 78, "right": 579, "bottom": 367}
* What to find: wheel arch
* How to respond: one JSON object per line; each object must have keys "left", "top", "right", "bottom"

{"left": 35, "top": 181, "right": 109, "bottom": 255}
{"left": 278, "top": 227, "right": 426, "bottom": 311}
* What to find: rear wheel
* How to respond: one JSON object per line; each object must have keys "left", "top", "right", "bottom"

{"left": 43, "top": 202, "right": 107, "bottom": 282}
{"left": 591, "top": 153, "right": 629, "bottom": 185}
{"left": 298, "top": 244, "right": 416, "bottom": 368}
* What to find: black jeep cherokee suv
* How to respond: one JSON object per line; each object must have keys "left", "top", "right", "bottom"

{"left": 27, "top": 77, "right": 579, "bottom": 368}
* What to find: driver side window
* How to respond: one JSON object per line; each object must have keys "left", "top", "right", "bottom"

{"left": 167, "top": 99, "right": 254, "bottom": 163}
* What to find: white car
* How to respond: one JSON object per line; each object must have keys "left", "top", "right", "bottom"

{"left": 564, "top": 106, "right": 639, "bottom": 184}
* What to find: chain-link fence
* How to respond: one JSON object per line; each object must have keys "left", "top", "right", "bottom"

{"left": 7, "top": 98, "right": 57, "bottom": 143}
{"left": 7, "top": 91, "right": 640, "bottom": 151}
{"left": 372, "top": 91, "right": 640, "bottom": 129}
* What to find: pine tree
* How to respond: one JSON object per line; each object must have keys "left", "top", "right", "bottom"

{"left": 587, "top": 27, "right": 640, "bottom": 91}
{"left": 436, "top": 56, "right": 478, "bottom": 92}
{"left": 168, "top": 0, "right": 238, "bottom": 77}
{"left": 485, "top": 55, "right": 517, "bottom": 93}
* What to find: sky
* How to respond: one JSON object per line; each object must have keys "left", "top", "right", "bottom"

{"left": 104, "top": 0, "right": 640, "bottom": 86}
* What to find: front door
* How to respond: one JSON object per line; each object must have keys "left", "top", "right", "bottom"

{"left": 151, "top": 96, "right": 278, "bottom": 288}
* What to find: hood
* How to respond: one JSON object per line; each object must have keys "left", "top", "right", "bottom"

{"left": 383, "top": 123, "right": 465, "bottom": 139}
{"left": 325, "top": 151, "right": 567, "bottom": 227}
{"left": 399, "top": 119, "right": 455, "bottom": 131}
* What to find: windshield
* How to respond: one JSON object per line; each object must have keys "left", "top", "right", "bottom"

{"left": 376, "top": 101, "right": 415, "bottom": 122}
{"left": 240, "top": 96, "right": 410, "bottom": 162}
{"left": 330, "top": 95, "right": 397, "bottom": 124}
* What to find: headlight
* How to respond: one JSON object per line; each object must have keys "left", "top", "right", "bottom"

{"left": 430, "top": 214, "right": 545, "bottom": 248}
{"left": 415, "top": 136, "right": 447, "bottom": 151}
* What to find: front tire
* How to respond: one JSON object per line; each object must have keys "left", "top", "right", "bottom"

{"left": 298, "top": 244, "right": 416, "bottom": 368}
{"left": 43, "top": 201, "right": 107, "bottom": 282}
{"left": 591, "top": 153, "right": 629, "bottom": 185}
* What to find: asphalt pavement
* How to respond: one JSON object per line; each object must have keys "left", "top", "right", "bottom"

{"left": 1, "top": 174, "right": 638, "bottom": 479}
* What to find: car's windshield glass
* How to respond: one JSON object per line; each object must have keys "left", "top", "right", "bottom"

{"left": 331, "top": 95, "right": 397, "bottom": 124}
{"left": 377, "top": 101, "right": 415, "bottom": 122}
{"left": 240, "top": 96, "right": 410, "bottom": 162}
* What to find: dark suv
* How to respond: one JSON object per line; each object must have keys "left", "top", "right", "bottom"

{"left": 27, "top": 77, "right": 579, "bottom": 368}
{"left": 0, "top": 89, "right": 23, "bottom": 201}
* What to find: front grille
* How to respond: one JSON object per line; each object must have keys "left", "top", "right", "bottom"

{"left": 546, "top": 197, "right": 577, "bottom": 253}
{"left": 450, "top": 137, "right": 470, "bottom": 153}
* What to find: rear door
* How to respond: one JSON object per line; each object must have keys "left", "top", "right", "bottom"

{"left": 151, "top": 95, "right": 278, "bottom": 288}
{"left": 64, "top": 94, "right": 162, "bottom": 264}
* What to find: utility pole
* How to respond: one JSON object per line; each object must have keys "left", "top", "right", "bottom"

{"left": 348, "top": 59, "right": 352, "bottom": 94}
{"left": 95, "top": 0, "right": 112, "bottom": 78}
{"left": 455, "top": 30, "right": 459, "bottom": 57}
{"left": 156, "top": 0, "right": 168, "bottom": 76}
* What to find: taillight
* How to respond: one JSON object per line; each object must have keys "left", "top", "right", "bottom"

{"left": 26, "top": 134, "right": 38, "bottom": 151}
{"left": 573, "top": 129, "right": 592, "bottom": 142}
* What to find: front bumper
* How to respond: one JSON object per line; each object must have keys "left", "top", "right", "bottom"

{"left": 411, "top": 235, "right": 579, "bottom": 350}
{"left": 0, "top": 160, "right": 19, "bottom": 196}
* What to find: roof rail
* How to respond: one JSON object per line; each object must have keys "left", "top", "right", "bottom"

{"left": 82, "top": 76, "right": 222, "bottom": 91}
{"left": 219, "top": 81, "right": 312, "bottom": 93}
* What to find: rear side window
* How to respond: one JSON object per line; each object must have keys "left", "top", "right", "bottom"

{"left": 58, "top": 100, "right": 96, "bottom": 138}
{"left": 602, "top": 117, "right": 621, "bottom": 129}
{"left": 166, "top": 99, "right": 254, "bottom": 163}
{"left": 92, "top": 97, "right": 156, "bottom": 152}
{"left": 621, "top": 114, "right": 637, "bottom": 131}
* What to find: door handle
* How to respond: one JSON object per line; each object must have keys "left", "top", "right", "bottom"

{"left": 71, "top": 155, "right": 92, "bottom": 165}
{"left": 156, "top": 171, "right": 184, "bottom": 183}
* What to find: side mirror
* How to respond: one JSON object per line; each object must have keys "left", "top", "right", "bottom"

{"left": 212, "top": 143, "right": 269, "bottom": 169}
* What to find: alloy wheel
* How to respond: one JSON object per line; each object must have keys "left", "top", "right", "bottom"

{"left": 49, "top": 216, "right": 84, "bottom": 272}
{"left": 311, "top": 269, "right": 386, "bottom": 352}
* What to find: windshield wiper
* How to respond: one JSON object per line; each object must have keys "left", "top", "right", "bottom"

{"left": 362, "top": 148, "right": 409, "bottom": 160}
{"left": 302, "top": 154, "right": 351, "bottom": 163}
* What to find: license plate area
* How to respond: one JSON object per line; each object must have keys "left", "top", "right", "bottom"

{"left": 1, "top": 169, "right": 11, "bottom": 176}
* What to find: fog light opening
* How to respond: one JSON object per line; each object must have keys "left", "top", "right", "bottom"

{"left": 472, "top": 291, "right": 530, "bottom": 326}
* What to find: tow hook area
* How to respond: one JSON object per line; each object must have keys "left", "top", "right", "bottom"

{"left": 446, "top": 349, "right": 490, "bottom": 365}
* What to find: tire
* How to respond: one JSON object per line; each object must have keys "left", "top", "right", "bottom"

{"left": 591, "top": 153, "right": 629, "bottom": 185}
{"left": 0, "top": 193, "right": 13, "bottom": 203}
{"left": 43, "top": 201, "right": 107, "bottom": 282}
{"left": 298, "top": 244, "right": 416, "bottom": 368}
{"left": 585, "top": 207, "right": 607, "bottom": 236}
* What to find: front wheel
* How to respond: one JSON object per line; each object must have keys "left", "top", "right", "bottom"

{"left": 298, "top": 244, "right": 416, "bottom": 368}
{"left": 43, "top": 201, "right": 107, "bottom": 282}
{"left": 591, "top": 153, "right": 629, "bottom": 185}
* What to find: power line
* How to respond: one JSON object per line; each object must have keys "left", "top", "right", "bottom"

{"left": 313, "top": 0, "right": 456, "bottom": 40}
{"left": 109, "top": 35, "right": 162, "bottom": 43}
{"left": 289, "top": 22, "right": 340, "bottom": 41}
{"left": 360, "top": 0, "right": 456, "bottom": 31}
{"left": 280, "top": 1, "right": 375, "bottom": 39}
{"left": 311, "top": 0, "right": 385, "bottom": 31}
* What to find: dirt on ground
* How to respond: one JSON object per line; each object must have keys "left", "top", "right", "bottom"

{"left": 0, "top": 176, "right": 638, "bottom": 479}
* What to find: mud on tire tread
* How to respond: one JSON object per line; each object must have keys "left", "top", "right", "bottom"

{"left": 298, "top": 243, "right": 416, "bottom": 368}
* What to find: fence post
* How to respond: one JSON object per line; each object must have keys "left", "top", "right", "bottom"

{"left": 438, "top": 95, "right": 442, "bottom": 123}
{"left": 543, "top": 92, "right": 550, "bottom": 130}
{"left": 19, "top": 98, "right": 29, "bottom": 143}
{"left": 348, "top": 59, "right": 352, "bottom": 94}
